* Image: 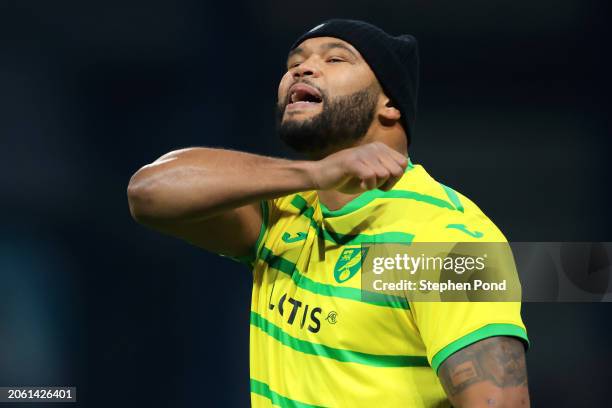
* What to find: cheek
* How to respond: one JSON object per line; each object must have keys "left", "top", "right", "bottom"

{"left": 327, "top": 67, "right": 375, "bottom": 96}
{"left": 277, "top": 73, "right": 293, "bottom": 101}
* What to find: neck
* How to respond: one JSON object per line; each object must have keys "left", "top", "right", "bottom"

{"left": 317, "top": 190, "right": 363, "bottom": 212}
{"left": 316, "top": 129, "right": 408, "bottom": 212}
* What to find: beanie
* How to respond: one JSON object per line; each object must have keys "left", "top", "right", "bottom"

{"left": 291, "top": 19, "right": 419, "bottom": 142}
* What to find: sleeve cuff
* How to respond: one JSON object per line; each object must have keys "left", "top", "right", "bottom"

{"left": 431, "top": 323, "right": 530, "bottom": 374}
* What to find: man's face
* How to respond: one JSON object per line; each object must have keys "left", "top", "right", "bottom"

{"left": 276, "top": 37, "right": 381, "bottom": 155}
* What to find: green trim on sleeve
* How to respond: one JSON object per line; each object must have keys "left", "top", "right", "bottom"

{"left": 218, "top": 199, "right": 269, "bottom": 269}
{"left": 431, "top": 323, "right": 530, "bottom": 374}
{"left": 252, "top": 199, "right": 270, "bottom": 263}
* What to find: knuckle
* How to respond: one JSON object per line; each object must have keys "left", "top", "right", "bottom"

{"left": 377, "top": 169, "right": 390, "bottom": 179}
{"left": 362, "top": 170, "right": 375, "bottom": 179}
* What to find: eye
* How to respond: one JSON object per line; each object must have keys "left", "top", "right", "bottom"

{"left": 327, "top": 57, "right": 345, "bottom": 63}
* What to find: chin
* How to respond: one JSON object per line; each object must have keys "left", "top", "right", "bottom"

{"left": 283, "top": 111, "right": 319, "bottom": 124}
{"left": 283, "top": 112, "right": 315, "bottom": 120}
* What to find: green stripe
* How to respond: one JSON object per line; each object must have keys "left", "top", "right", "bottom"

{"left": 320, "top": 189, "right": 457, "bottom": 218}
{"left": 290, "top": 195, "right": 415, "bottom": 245}
{"left": 250, "top": 379, "right": 323, "bottom": 408}
{"left": 259, "top": 246, "right": 409, "bottom": 309}
{"left": 440, "top": 183, "right": 464, "bottom": 213}
{"left": 290, "top": 195, "right": 320, "bottom": 233}
{"left": 291, "top": 195, "right": 315, "bottom": 217}
{"left": 323, "top": 229, "right": 414, "bottom": 245}
{"left": 431, "top": 323, "right": 530, "bottom": 374}
{"left": 251, "top": 312, "right": 429, "bottom": 368}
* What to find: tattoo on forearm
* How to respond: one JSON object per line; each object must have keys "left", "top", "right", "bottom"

{"left": 438, "top": 336, "right": 528, "bottom": 396}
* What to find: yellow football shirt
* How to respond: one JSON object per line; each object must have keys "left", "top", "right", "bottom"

{"left": 224, "top": 160, "right": 528, "bottom": 407}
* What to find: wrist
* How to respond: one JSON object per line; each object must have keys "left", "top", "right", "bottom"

{"left": 291, "top": 160, "right": 321, "bottom": 191}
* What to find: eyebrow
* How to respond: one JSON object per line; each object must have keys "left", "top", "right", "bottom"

{"left": 287, "top": 41, "right": 359, "bottom": 62}
{"left": 320, "top": 42, "right": 358, "bottom": 58}
{"left": 287, "top": 47, "right": 303, "bottom": 60}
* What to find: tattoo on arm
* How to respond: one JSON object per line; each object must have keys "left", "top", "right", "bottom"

{"left": 438, "top": 336, "right": 528, "bottom": 397}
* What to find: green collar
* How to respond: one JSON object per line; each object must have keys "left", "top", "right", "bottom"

{"left": 319, "top": 158, "right": 414, "bottom": 218}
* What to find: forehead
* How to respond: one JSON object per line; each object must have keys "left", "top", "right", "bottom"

{"left": 288, "top": 36, "right": 363, "bottom": 60}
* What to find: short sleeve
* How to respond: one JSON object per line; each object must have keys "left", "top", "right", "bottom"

{"left": 412, "top": 300, "right": 529, "bottom": 374}
{"left": 219, "top": 199, "right": 270, "bottom": 270}
{"left": 410, "top": 205, "right": 529, "bottom": 374}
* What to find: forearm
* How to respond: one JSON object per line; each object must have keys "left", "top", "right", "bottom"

{"left": 127, "top": 147, "right": 315, "bottom": 222}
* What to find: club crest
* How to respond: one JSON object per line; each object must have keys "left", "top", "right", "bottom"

{"left": 333, "top": 247, "right": 368, "bottom": 283}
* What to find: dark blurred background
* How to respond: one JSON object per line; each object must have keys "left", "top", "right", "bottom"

{"left": 1, "top": 0, "right": 611, "bottom": 406}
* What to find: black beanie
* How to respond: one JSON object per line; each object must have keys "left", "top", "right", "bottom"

{"left": 291, "top": 19, "right": 419, "bottom": 142}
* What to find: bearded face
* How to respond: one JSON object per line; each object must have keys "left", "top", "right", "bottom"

{"left": 276, "top": 37, "right": 382, "bottom": 156}
{"left": 276, "top": 81, "right": 379, "bottom": 154}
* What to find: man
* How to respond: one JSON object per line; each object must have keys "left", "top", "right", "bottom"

{"left": 128, "top": 19, "right": 529, "bottom": 407}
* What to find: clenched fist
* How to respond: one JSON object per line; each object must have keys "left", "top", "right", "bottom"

{"left": 307, "top": 142, "right": 408, "bottom": 194}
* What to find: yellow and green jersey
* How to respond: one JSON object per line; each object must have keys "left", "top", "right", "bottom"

{"left": 225, "top": 160, "right": 528, "bottom": 407}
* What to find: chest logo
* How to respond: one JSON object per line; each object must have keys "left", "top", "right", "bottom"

{"left": 334, "top": 247, "right": 368, "bottom": 283}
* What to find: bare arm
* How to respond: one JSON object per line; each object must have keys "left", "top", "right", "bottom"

{"left": 127, "top": 143, "right": 407, "bottom": 258}
{"left": 127, "top": 148, "right": 315, "bottom": 257}
{"left": 438, "top": 336, "right": 530, "bottom": 408}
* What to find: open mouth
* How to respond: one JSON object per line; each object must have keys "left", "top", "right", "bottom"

{"left": 287, "top": 83, "right": 323, "bottom": 109}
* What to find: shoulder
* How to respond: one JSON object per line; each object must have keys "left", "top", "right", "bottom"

{"left": 395, "top": 163, "right": 507, "bottom": 243}
{"left": 266, "top": 190, "right": 318, "bottom": 219}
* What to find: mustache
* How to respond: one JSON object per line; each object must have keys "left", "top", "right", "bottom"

{"left": 280, "top": 79, "right": 326, "bottom": 107}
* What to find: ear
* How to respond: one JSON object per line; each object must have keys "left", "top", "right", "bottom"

{"left": 378, "top": 97, "right": 401, "bottom": 123}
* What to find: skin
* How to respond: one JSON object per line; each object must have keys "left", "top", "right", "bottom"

{"left": 127, "top": 37, "right": 407, "bottom": 255}
{"left": 278, "top": 37, "right": 408, "bottom": 208}
{"left": 439, "top": 337, "right": 530, "bottom": 407}
{"left": 127, "top": 36, "right": 530, "bottom": 407}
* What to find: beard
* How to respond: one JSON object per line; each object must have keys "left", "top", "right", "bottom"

{"left": 275, "top": 83, "right": 379, "bottom": 155}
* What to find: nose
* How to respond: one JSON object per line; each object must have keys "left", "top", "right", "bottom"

{"left": 292, "top": 59, "right": 320, "bottom": 79}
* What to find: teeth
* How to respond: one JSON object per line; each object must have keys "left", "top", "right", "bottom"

{"left": 288, "top": 89, "right": 321, "bottom": 105}
{"left": 288, "top": 101, "right": 316, "bottom": 106}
